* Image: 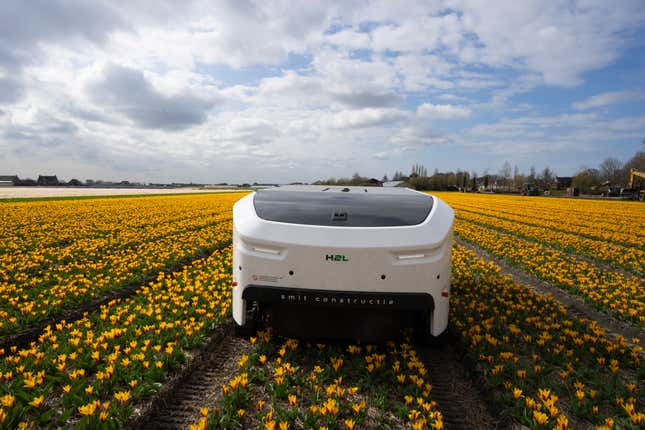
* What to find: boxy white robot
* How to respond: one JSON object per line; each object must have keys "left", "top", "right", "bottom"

{"left": 232, "top": 186, "right": 454, "bottom": 342}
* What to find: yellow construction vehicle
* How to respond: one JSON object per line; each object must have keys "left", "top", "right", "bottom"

{"left": 625, "top": 168, "right": 645, "bottom": 200}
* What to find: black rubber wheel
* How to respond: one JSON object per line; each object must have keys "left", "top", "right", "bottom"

{"left": 234, "top": 301, "right": 260, "bottom": 337}
{"left": 416, "top": 315, "right": 450, "bottom": 348}
{"left": 419, "top": 329, "right": 450, "bottom": 348}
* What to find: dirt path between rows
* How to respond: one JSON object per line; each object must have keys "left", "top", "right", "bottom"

{"left": 456, "top": 237, "right": 644, "bottom": 348}
{"left": 420, "top": 340, "right": 501, "bottom": 430}
{"left": 130, "top": 325, "right": 252, "bottom": 429}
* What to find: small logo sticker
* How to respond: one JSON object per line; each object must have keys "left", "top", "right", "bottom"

{"left": 325, "top": 254, "right": 349, "bottom": 262}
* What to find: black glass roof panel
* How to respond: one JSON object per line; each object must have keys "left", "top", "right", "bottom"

{"left": 253, "top": 186, "right": 433, "bottom": 227}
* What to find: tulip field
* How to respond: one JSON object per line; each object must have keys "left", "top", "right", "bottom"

{"left": 434, "top": 193, "right": 645, "bottom": 329}
{"left": 0, "top": 192, "right": 643, "bottom": 429}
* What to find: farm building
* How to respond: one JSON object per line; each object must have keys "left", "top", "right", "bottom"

{"left": 37, "top": 175, "right": 60, "bottom": 186}
{"left": 556, "top": 176, "right": 573, "bottom": 189}
{"left": 0, "top": 175, "right": 19, "bottom": 186}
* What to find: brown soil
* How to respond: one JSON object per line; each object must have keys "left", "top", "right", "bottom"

{"left": 130, "top": 325, "right": 252, "bottom": 429}
{"left": 419, "top": 340, "right": 501, "bottom": 430}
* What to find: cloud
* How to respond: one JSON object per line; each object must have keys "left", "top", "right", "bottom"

{"left": 0, "top": 77, "right": 23, "bottom": 104}
{"left": 87, "top": 64, "right": 216, "bottom": 130}
{"left": 465, "top": 112, "right": 645, "bottom": 158}
{"left": 254, "top": 52, "right": 404, "bottom": 109}
{"left": 417, "top": 103, "right": 471, "bottom": 119}
{"left": 0, "top": 0, "right": 124, "bottom": 72}
{"left": 394, "top": 54, "right": 454, "bottom": 91}
{"left": 3, "top": 111, "right": 79, "bottom": 149}
{"left": 331, "top": 91, "right": 403, "bottom": 109}
{"left": 390, "top": 122, "right": 453, "bottom": 149}
{"left": 2, "top": 1, "right": 645, "bottom": 183}
{"left": 325, "top": 28, "right": 371, "bottom": 50}
{"left": 573, "top": 91, "right": 645, "bottom": 110}
{"left": 313, "top": 50, "right": 403, "bottom": 108}
{"left": 330, "top": 108, "right": 407, "bottom": 129}
{"left": 370, "top": 14, "right": 463, "bottom": 53}
{"left": 455, "top": 0, "right": 645, "bottom": 85}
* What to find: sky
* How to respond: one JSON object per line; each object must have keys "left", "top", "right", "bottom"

{"left": 0, "top": 0, "right": 644, "bottom": 184}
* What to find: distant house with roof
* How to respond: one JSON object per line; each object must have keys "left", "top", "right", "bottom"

{"left": 555, "top": 176, "right": 573, "bottom": 190}
{"left": 0, "top": 175, "right": 19, "bottom": 186}
{"left": 37, "top": 175, "right": 60, "bottom": 186}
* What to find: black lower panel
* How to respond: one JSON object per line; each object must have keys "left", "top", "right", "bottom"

{"left": 244, "top": 285, "right": 434, "bottom": 342}
{"left": 267, "top": 304, "right": 427, "bottom": 343}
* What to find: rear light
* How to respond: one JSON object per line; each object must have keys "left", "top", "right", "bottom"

{"left": 252, "top": 246, "right": 281, "bottom": 255}
{"left": 232, "top": 281, "right": 238, "bottom": 287}
{"left": 441, "top": 290, "right": 449, "bottom": 297}
{"left": 397, "top": 253, "right": 426, "bottom": 261}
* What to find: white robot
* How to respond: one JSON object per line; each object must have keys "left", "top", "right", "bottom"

{"left": 232, "top": 186, "right": 454, "bottom": 342}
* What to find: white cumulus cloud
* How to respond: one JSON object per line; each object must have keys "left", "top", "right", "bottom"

{"left": 417, "top": 103, "right": 472, "bottom": 119}
{"left": 573, "top": 91, "right": 645, "bottom": 110}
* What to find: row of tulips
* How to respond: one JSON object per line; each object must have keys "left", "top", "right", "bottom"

{"left": 191, "top": 332, "right": 444, "bottom": 430}
{"left": 453, "top": 219, "right": 644, "bottom": 329}
{"left": 449, "top": 205, "right": 643, "bottom": 275}
{"left": 450, "top": 244, "right": 643, "bottom": 429}
{"left": 435, "top": 193, "right": 645, "bottom": 250}
{"left": 0, "top": 194, "right": 237, "bottom": 255}
{"left": 0, "top": 194, "right": 243, "bottom": 334}
{"left": 0, "top": 246, "right": 233, "bottom": 429}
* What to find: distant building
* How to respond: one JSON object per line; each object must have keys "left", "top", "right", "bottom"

{"left": 37, "top": 175, "right": 60, "bottom": 186}
{"left": 0, "top": 175, "right": 19, "bottom": 186}
{"left": 367, "top": 178, "right": 383, "bottom": 186}
{"left": 556, "top": 176, "right": 573, "bottom": 190}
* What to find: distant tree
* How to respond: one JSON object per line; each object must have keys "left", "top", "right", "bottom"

{"left": 408, "top": 175, "right": 432, "bottom": 190}
{"left": 540, "top": 167, "right": 554, "bottom": 189}
{"left": 620, "top": 151, "right": 645, "bottom": 186}
{"left": 513, "top": 165, "right": 521, "bottom": 191}
{"left": 572, "top": 168, "right": 601, "bottom": 194}
{"left": 382, "top": 174, "right": 389, "bottom": 182}
{"left": 599, "top": 157, "right": 624, "bottom": 185}
{"left": 500, "top": 160, "right": 512, "bottom": 191}
{"left": 529, "top": 165, "right": 536, "bottom": 182}
{"left": 624, "top": 151, "right": 645, "bottom": 171}
{"left": 455, "top": 170, "right": 469, "bottom": 191}
{"left": 411, "top": 164, "right": 428, "bottom": 177}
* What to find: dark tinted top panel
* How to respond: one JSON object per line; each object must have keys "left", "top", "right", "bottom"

{"left": 253, "top": 186, "right": 433, "bottom": 227}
